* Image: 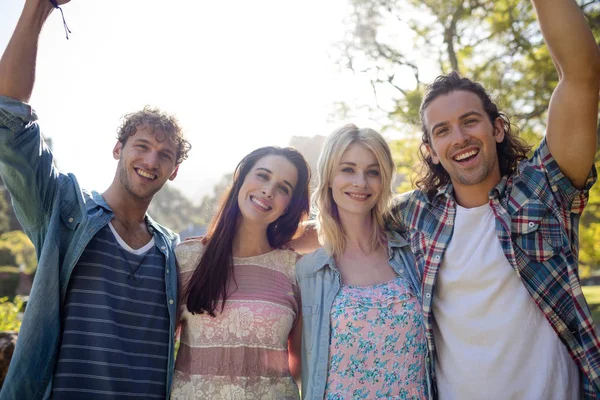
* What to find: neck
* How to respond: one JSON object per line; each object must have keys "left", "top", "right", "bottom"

{"left": 103, "top": 181, "right": 150, "bottom": 224}
{"left": 452, "top": 171, "right": 502, "bottom": 208}
{"left": 339, "top": 212, "right": 378, "bottom": 254}
{"left": 232, "top": 219, "right": 272, "bottom": 257}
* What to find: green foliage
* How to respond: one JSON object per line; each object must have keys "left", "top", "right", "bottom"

{"left": 0, "top": 296, "right": 24, "bottom": 332}
{"left": 583, "top": 286, "right": 600, "bottom": 323}
{"left": 0, "top": 231, "right": 36, "bottom": 275}
{"left": 148, "top": 184, "right": 210, "bottom": 233}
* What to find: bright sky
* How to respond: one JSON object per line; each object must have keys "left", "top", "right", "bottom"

{"left": 0, "top": 0, "right": 387, "bottom": 201}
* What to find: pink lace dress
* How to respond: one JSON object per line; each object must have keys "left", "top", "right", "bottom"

{"left": 325, "top": 276, "right": 428, "bottom": 399}
{"left": 171, "top": 240, "right": 301, "bottom": 400}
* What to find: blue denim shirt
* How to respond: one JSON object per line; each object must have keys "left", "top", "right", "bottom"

{"left": 0, "top": 97, "right": 180, "bottom": 400}
{"left": 295, "top": 231, "right": 433, "bottom": 399}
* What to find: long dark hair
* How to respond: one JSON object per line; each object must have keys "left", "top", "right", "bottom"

{"left": 415, "top": 71, "right": 532, "bottom": 197}
{"left": 184, "top": 146, "right": 311, "bottom": 316}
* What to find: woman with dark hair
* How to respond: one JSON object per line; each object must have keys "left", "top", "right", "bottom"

{"left": 171, "top": 146, "right": 311, "bottom": 399}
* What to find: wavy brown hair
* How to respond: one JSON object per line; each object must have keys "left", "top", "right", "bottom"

{"left": 415, "top": 72, "right": 531, "bottom": 197}
{"left": 117, "top": 106, "right": 191, "bottom": 164}
{"left": 184, "top": 146, "right": 311, "bottom": 316}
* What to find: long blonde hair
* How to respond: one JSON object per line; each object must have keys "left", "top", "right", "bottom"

{"left": 313, "top": 124, "right": 395, "bottom": 257}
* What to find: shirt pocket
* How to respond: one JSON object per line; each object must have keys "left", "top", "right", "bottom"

{"left": 510, "top": 200, "right": 563, "bottom": 262}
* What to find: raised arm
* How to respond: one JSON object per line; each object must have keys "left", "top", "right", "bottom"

{"left": 531, "top": 0, "right": 600, "bottom": 189}
{"left": 0, "top": 0, "right": 70, "bottom": 102}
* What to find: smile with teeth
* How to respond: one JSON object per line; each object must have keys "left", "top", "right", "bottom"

{"left": 346, "top": 192, "right": 370, "bottom": 200}
{"left": 136, "top": 168, "right": 157, "bottom": 180}
{"left": 453, "top": 149, "right": 479, "bottom": 162}
{"left": 250, "top": 196, "right": 272, "bottom": 211}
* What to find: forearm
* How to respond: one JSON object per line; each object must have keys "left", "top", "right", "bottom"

{"left": 531, "top": 0, "right": 600, "bottom": 81}
{"left": 0, "top": 0, "right": 55, "bottom": 102}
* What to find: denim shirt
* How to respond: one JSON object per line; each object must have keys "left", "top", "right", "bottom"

{"left": 295, "top": 231, "right": 433, "bottom": 400}
{"left": 0, "top": 97, "right": 180, "bottom": 400}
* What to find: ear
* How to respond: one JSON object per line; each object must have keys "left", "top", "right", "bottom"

{"left": 493, "top": 118, "right": 505, "bottom": 143}
{"left": 425, "top": 143, "right": 440, "bottom": 164}
{"left": 168, "top": 165, "right": 179, "bottom": 181}
{"left": 113, "top": 141, "right": 123, "bottom": 160}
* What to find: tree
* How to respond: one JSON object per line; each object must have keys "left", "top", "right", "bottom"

{"left": 339, "top": 0, "right": 600, "bottom": 271}
{"left": 147, "top": 184, "right": 207, "bottom": 234}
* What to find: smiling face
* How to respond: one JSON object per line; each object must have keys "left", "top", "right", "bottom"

{"left": 237, "top": 155, "right": 299, "bottom": 229}
{"left": 424, "top": 90, "right": 504, "bottom": 199}
{"left": 113, "top": 125, "right": 179, "bottom": 202}
{"left": 330, "top": 143, "right": 382, "bottom": 219}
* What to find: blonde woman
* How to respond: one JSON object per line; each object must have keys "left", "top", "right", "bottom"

{"left": 296, "top": 125, "right": 430, "bottom": 399}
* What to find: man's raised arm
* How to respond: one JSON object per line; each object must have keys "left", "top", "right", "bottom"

{"left": 532, "top": 0, "right": 600, "bottom": 189}
{"left": 0, "top": 0, "right": 70, "bottom": 102}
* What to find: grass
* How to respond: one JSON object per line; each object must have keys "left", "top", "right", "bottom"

{"left": 583, "top": 286, "right": 600, "bottom": 324}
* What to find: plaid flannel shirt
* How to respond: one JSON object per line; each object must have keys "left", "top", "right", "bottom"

{"left": 391, "top": 138, "right": 600, "bottom": 399}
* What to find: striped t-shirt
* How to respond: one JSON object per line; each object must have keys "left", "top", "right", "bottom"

{"left": 171, "top": 240, "right": 301, "bottom": 399}
{"left": 52, "top": 222, "right": 170, "bottom": 399}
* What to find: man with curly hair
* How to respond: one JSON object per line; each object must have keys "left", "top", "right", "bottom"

{"left": 0, "top": 1, "right": 191, "bottom": 399}
{"left": 391, "top": 0, "right": 600, "bottom": 398}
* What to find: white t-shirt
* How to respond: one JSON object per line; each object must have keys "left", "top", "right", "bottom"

{"left": 433, "top": 203, "right": 580, "bottom": 400}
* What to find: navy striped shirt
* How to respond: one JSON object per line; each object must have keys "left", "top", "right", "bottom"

{"left": 52, "top": 222, "right": 170, "bottom": 399}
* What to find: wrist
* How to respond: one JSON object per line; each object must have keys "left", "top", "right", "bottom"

{"left": 22, "top": 0, "right": 55, "bottom": 27}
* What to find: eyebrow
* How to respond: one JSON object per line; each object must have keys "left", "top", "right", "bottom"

{"left": 340, "top": 161, "right": 380, "bottom": 168}
{"left": 430, "top": 111, "right": 484, "bottom": 134}
{"left": 256, "top": 167, "right": 295, "bottom": 191}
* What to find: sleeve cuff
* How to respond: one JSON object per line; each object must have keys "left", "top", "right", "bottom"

{"left": 0, "top": 96, "right": 38, "bottom": 134}
{"left": 536, "top": 137, "right": 597, "bottom": 214}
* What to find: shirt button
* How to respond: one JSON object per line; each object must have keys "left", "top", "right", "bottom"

{"left": 68, "top": 217, "right": 74, "bottom": 223}
{"left": 528, "top": 222, "right": 535, "bottom": 228}
{"left": 169, "top": 299, "right": 174, "bottom": 305}
{"left": 166, "top": 269, "right": 169, "bottom": 274}
{"left": 434, "top": 255, "right": 441, "bottom": 261}
{"left": 161, "top": 246, "right": 166, "bottom": 251}
{"left": 425, "top": 293, "right": 431, "bottom": 299}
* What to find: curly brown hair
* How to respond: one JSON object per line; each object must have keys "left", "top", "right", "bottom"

{"left": 415, "top": 72, "right": 531, "bottom": 198}
{"left": 116, "top": 106, "right": 191, "bottom": 164}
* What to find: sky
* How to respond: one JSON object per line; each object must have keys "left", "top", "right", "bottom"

{"left": 0, "top": 0, "right": 389, "bottom": 202}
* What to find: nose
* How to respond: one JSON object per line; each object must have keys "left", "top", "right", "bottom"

{"left": 142, "top": 151, "right": 160, "bottom": 170}
{"left": 353, "top": 173, "right": 368, "bottom": 188}
{"left": 262, "top": 183, "right": 275, "bottom": 198}
{"left": 450, "top": 125, "right": 470, "bottom": 146}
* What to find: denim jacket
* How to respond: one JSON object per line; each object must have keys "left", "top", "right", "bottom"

{"left": 0, "top": 97, "right": 180, "bottom": 400}
{"left": 295, "top": 231, "right": 433, "bottom": 399}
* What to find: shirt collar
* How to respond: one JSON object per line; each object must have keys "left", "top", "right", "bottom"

{"left": 430, "top": 175, "right": 510, "bottom": 204}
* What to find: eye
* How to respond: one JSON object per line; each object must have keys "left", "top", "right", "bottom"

{"left": 434, "top": 127, "right": 449, "bottom": 136}
{"left": 341, "top": 167, "right": 354, "bottom": 173}
{"left": 136, "top": 143, "right": 148, "bottom": 150}
{"left": 257, "top": 172, "right": 269, "bottom": 181}
{"left": 161, "top": 152, "right": 173, "bottom": 161}
{"left": 465, "top": 118, "right": 478, "bottom": 125}
{"left": 367, "top": 170, "right": 380, "bottom": 177}
{"left": 278, "top": 184, "right": 290, "bottom": 195}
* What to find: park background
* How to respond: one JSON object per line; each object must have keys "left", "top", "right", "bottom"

{"left": 0, "top": 0, "right": 598, "bottom": 386}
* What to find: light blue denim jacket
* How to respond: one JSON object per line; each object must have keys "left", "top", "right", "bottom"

{"left": 0, "top": 97, "right": 180, "bottom": 400}
{"left": 295, "top": 231, "right": 433, "bottom": 399}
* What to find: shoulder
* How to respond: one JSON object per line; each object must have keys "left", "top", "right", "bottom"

{"left": 387, "top": 190, "right": 426, "bottom": 231}
{"left": 175, "top": 239, "right": 204, "bottom": 273}
{"left": 145, "top": 215, "right": 180, "bottom": 246}
{"left": 295, "top": 248, "right": 330, "bottom": 277}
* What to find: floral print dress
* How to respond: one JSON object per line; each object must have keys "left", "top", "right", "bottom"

{"left": 325, "top": 275, "right": 428, "bottom": 399}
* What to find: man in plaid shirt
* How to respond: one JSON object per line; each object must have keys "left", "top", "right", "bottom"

{"left": 391, "top": 0, "right": 600, "bottom": 398}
